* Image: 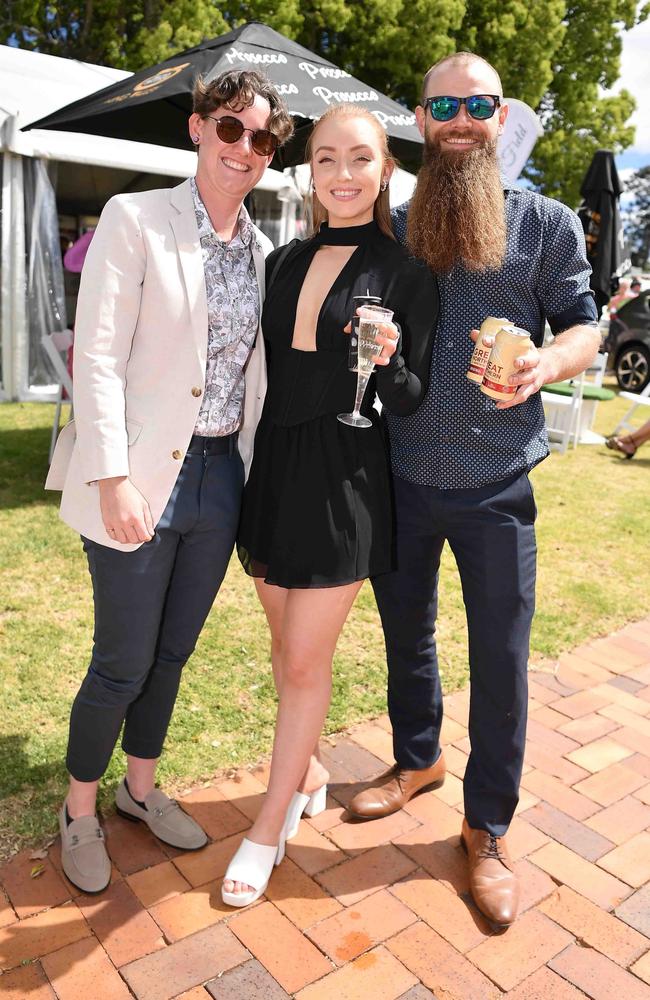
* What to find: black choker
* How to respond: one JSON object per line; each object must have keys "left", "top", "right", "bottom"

{"left": 313, "top": 220, "right": 380, "bottom": 246}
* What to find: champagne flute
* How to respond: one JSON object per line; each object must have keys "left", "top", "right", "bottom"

{"left": 349, "top": 293, "right": 382, "bottom": 372}
{"left": 338, "top": 305, "right": 394, "bottom": 428}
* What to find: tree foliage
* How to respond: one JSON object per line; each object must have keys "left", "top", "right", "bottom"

{"left": 523, "top": 0, "right": 642, "bottom": 207}
{"left": 454, "top": 0, "right": 567, "bottom": 110}
{"left": 1, "top": 1, "right": 305, "bottom": 67}
{"left": 626, "top": 166, "right": 650, "bottom": 263}
{"left": 312, "top": 0, "right": 465, "bottom": 106}
{"left": 3, "top": 0, "right": 648, "bottom": 206}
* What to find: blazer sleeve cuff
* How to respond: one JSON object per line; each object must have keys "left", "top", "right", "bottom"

{"left": 80, "top": 446, "right": 130, "bottom": 484}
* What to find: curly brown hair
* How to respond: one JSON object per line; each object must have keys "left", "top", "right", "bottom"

{"left": 192, "top": 70, "right": 294, "bottom": 146}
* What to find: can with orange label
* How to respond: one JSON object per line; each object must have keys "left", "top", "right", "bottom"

{"left": 480, "top": 326, "right": 532, "bottom": 401}
{"left": 466, "top": 316, "right": 512, "bottom": 383}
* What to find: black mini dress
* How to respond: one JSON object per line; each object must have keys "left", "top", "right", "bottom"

{"left": 237, "top": 220, "right": 438, "bottom": 588}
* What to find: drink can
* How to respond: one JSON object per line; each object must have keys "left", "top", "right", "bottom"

{"left": 349, "top": 294, "right": 382, "bottom": 371}
{"left": 467, "top": 316, "right": 512, "bottom": 383}
{"left": 480, "top": 326, "right": 533, "bottom": 401}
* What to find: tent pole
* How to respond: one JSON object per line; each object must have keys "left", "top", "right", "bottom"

{"left": 1, "top": 152, "right": 27, "bottom": 400}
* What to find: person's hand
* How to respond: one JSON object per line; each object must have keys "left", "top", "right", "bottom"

{"left": 373, "top": 321, "right": 399, "bottom": 365}
{"left": 99, "top": 476, "right": 154, "bottom": 544}
{"left": 495, "top": 342, "right": 552, "bottom": 409}
{"left": 468, "top": 328, "right": 550, "bottom": 409}
{"left": 343, "top": 319, "right": 400, "bottom": 365}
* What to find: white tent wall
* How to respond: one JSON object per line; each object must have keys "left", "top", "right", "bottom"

{"left": 0, "top": 152, "right": 26, "bottom": 400}
{"left": 25, "top": 159, "right": 68, "bottom": 389}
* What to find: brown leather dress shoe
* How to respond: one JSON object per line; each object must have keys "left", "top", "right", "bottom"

{"left": 461, "top": 818, "right": 519, "bottom": 928}
{"left": 348, "top": 752, "right": 446, "bottom": 819}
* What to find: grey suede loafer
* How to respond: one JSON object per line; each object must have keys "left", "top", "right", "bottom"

{"left": 115, "top": 779, "right": 207, "bottom": 850}
{"left": 58, "top": 805, "right": 111, "bottom": 894}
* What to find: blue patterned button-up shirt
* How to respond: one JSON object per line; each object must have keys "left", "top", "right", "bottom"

{"left": 387, "top": 188, "right": 598, "bottom": 489}
{"left": 192, "top": 178, "right": 260, "bottom": 437}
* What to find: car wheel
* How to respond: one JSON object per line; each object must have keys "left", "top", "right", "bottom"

{"left": 615, "top": 344, "right": 650, "bottom": 391}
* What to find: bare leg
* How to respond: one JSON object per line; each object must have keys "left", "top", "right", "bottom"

{"left": 255, "top": 579, "right": 328, "bottom": 794}
{"left": 225, "top": 580, "right": 362, "bottom": 895}
{"left": 67, "top": 753, "right": 158, "bottom": 820}
{"left": 608, "top": 416, "right": 650, "bottom": 455}
{"left": 125, "top": 755, "right": 158, "bottom": 801}
{"left": 66, "top": 777, "right": 100, "bottom": 819}
{"left": 255, "top": 579, "right": 287, "bottom": 697}
{"left": 625, "top": 417, "right": 650, "bottom": 449}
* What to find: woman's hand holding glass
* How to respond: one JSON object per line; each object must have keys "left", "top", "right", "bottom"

{"left": 371, "top": 320, "right": 400, "bottom": 365}
{"left": 343, "top": 316, "right": 399, "bottom": 365}
{"left": 339, "top": 305, "right": 397, "bottom": 428}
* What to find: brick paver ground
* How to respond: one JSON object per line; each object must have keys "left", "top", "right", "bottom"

{"left": 2, "top": 620, "right": 650, "bottom": 998}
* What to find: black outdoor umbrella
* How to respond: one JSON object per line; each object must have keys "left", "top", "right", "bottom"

{"left": 577, "top": 149, "right": 624, "bottom": 317}
{"left": 26, "top": 21, "right": 423, "bottom": 169}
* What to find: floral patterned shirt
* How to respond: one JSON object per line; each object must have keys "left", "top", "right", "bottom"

{"left": 191, "top": 178, "right": 260, "bottom": 436}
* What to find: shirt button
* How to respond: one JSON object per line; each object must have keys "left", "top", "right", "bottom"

{"left": 191, "top": 386, "right": 202, "bottom": 397}
{"left": 172, "top": 449, "right": 183, "bottom": 460}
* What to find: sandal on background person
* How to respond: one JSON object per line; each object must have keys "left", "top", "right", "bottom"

{"left": 605, "top": 434, "right": 637, "bottom": 458}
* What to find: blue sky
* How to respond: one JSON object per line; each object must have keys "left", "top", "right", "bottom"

{"left": 611, "top": 14, "right": 650, "bottom": 176}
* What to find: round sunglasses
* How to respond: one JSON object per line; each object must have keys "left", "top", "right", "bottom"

{"left": 424, "top": 95, "right": 501, "bottom": 122}
{"left": 205, "top": 115, "right": 278, "bottom": 156}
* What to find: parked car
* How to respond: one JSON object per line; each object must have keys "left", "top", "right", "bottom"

{"left": 604, "top": 290, "right": 650, "bottom": 391}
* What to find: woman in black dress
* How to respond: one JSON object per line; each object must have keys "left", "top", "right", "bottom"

{"left": 223, "top": 104, "right": 438, "bottom": 906}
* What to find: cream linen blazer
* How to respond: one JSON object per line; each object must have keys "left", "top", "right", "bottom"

{"left": 45, "top": 178, "right": 270, "bottom": 552}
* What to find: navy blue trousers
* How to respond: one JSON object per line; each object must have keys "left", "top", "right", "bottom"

{"left": 66, "top": 436, "right": 243, "bottom": 782}
{"left": 372, "top": 471, "right": 537, "bottom": 836}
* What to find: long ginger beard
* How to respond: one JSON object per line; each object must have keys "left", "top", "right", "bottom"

{"left": 407, "top": 134, "right": 507, "bottom": 273}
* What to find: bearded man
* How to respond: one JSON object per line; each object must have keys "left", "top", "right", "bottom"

{"left": 349, "top": 52, "right": 600, "bottom": 928}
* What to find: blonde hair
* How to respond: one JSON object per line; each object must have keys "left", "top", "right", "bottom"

{"left": 305, "top": 104, "right": 396, "bottom": 240}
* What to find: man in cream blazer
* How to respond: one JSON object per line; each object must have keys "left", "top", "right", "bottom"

{"left": 46, "top": 69, "right": 293, "bottom": 893}
{"left": 46, "top": 180, "right": 268, "bottom": 543}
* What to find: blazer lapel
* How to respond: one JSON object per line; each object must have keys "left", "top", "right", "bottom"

{"left": 169, "top": 180, "right": 208, "bottom": 360}
{"left": 251, "top": 236, "right": 266, "bottom": 316}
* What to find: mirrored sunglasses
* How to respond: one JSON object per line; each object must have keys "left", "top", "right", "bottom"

{"left": 205, "top": 115, "right": 278, "bottom": 156}
{"left": 424, "top": 95, "right": 501, "bottom": 122}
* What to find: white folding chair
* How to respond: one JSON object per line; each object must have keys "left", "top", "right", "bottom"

{"left": 541, "top": 372, "right": 585, "bottom": 454}
{"left": 584, "top": 352, "right": 608, "bottom": 387}
{"left": 575, "top": 352, "right": 612, "bottom": 441}
{"left": 41, "top": 329, "right": 74, "bottom": 463}
{"left": 611, "top": 381, "right": 650, "bottom": 436}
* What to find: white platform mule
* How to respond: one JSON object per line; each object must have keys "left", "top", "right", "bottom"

{"left": 221, "top": 836, "right": 285, "bottom": 908}
{"left": 285, "top": 785, "right": 328, "bottom": 841}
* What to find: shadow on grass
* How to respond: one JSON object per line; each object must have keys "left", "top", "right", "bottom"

{"left": 0, "top": 734, "right": 69, "bottom": 862}
{"left": 0, "top": 734, "right": 66, "bottom": 801}
{"left": 606, "top": 454, "right": 650, "bottom": 467}
{"left": 0, "top": 426, "right": 61, "bottom": 511}
{"left": 599, "top": 452, "right": 650, "bottom": 472}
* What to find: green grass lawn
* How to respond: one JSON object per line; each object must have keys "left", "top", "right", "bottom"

{"left": 0, "top": 390, "right": 648, "bottom": 857}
